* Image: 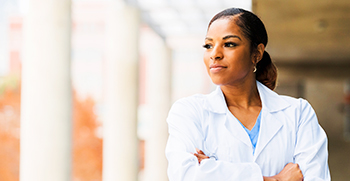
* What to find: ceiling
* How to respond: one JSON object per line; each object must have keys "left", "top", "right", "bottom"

{"left": 127, "top": 0, "right": 251, "bottom": 49}
{"left": 132, "top": 0, "right": 350, "bottom": 63}
{"left": 134, "top": 0, "right": 252, "bottom": 38}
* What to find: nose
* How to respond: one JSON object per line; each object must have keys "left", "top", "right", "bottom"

{"left": 210, "top": 46, "right": 223, "bottom": 61}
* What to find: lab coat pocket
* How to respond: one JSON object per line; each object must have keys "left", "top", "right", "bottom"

{"left": 205, "top": 138, "right": 246, "bottom": 163}
{"left": 203, "top": 140, "right": 218, "bottom": 160}
{"left": 203, "top": 139, "right": 231, "bottom": 162}
{"left": 205, "top": 142, "right": 230, "bottom": 162}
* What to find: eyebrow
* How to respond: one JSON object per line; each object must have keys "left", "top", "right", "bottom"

{"left": 223, "top": 35, "right": 241, "bottom": 40}
{"left": 205, "top": 35, "right": 242, "bottom": 41}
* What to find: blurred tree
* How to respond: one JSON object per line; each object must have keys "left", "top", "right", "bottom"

{"left": 73, "top": 94, "right": 102, "bottom": 181}
{"left": 0, "top": 76, "right": 102, "bottom": 181}
{"left": 0, "top": 76, "right": 21, "bottom": 181}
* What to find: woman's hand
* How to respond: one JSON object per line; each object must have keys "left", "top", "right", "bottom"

{"left": 193, "top": 148, "right": 209, "bottom": 164}
{"left": 263, "top": 163, "right": 303, "bottom": 181}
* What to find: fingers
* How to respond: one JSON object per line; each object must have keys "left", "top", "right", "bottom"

{"left": 193, "top": 148, "right": 209, "bottom": 164}
{"left": 277, "top": 162, "right": 303, "bottom": 181}
{"left": 193, "top": 153, "right": 209, "bottom": 159}
{"left": 195, "top": 148, "right": 205, "bottom": 155}
{"left": 284, "top": 163, "right": 301, "bottom": 172}
{"left": 193, "top": 153, "right": 209, "bottom": 164}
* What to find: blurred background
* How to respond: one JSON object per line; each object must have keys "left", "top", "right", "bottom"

{"left": 0, "top": 0, "right": 349, "bottom": 180}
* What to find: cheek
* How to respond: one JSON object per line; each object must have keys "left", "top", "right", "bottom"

{"left": 203, "top": 53, "right": 211, "bottom": 70}
{"left": 236, "top": 50, "right": 254, "bottom": 69}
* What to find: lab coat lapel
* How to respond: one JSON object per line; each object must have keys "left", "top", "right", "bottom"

{"left": 253, "top": 81, "right": 290, "bottom": 161}
{"left": 253, "top": 109, "right": 283, "bottom": 161}
{"left": 224, "top": 113, "right": 252, "bottom": 147}
{"left": 204, "top": 86, "right": 252, "bottom": 148}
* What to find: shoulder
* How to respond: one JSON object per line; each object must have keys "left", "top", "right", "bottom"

{"left": 166, "top": 93, "right": 210, "bottom": 131}
{"left": 278, "top": 94, "right": 317, "bottom": 126}
{"left": 279, "top": 95, "right": 314, "bottom": 112}
{"left": 169, "top": 93, "right": 207, "bottom": 115}
{"left": 167, "top": 87, "right": 226, "bottom": 126}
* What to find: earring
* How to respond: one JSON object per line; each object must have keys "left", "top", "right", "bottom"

{"left": 253, "top": 66, "right": 257, "bottom": 73}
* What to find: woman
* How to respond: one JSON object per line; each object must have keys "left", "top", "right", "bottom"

{"left": 165, "top": 8, "right": 330, "bottom": 181}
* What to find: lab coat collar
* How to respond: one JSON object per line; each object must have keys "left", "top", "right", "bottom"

{"left": 203, "top": 81, "right": 291, "bottom": 114}
{"left": 203, "top": 86, "right": 227, "bottom": 114}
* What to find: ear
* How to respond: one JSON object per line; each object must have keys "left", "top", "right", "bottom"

{"left": 253, "top": 43, "right": 265, "bottom": 64}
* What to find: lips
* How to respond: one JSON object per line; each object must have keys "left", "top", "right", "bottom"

{"left": 210, "top": 64, "right": 227, "bottom": 73}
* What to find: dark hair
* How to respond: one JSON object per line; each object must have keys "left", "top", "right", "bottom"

{"left": 208, "top": 8, "right": 277, "bottom": 90}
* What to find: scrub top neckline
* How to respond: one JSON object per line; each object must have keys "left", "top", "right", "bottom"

{"left": 226, "top": 108, "right": 262, "bottom": 131}
{"left": 226, "top": 109, "right": 262, "bottom": 155}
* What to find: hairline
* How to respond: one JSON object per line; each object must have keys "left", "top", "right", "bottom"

{"left": 208, "top": 13, "right": 257, "bottom": 54}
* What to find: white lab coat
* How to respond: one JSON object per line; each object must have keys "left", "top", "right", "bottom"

{"left": 166, "top": 81, "right": 330, "bottom": 181}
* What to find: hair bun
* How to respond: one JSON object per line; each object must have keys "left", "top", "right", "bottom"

{"left": 256, "top": 51, "right": 277, "bottom": 90}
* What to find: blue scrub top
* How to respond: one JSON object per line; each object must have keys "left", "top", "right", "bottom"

{"left": 237, "top": 111, "right": 262, "bottom": 155}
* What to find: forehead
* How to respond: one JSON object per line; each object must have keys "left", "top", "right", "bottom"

{"left": 206, "top": 17, "right": 243, "bottom": 39}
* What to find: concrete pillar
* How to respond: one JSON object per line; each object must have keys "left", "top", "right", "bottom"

{"left": 102, "top": 2, "right": 140, "bottom": 181}
{"left": 20, "top": 0, "right": 72, "bottom": 181}
{"left": 143, "top": 31, "right": 171, "bottom": 181}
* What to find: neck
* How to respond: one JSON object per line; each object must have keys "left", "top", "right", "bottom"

{"left": 220, "top": 79, "right": 261, "bottom": 109}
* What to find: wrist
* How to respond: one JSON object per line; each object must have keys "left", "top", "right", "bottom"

{"left": 263, "top": 176, "right": 278, "bottom": 181}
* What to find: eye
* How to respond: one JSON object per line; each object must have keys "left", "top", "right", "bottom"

{"left": 224, "top": 42, "right": 237, "bottom": 48}
{"left": 203, "top": 44, "right": 213, "bottom": 49}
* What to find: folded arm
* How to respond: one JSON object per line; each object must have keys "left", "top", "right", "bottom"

{"left": 293, "top": 99, "right": 331, "bottom": 181}
{"left": 194, "top": 149, "right": 303, "bottom": 181}
{"left": 166, "top": 99, "right": 263, "bottom": 181}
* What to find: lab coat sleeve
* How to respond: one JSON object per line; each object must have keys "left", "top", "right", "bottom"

{"left": 166, "top": 98, "right": 263, "bottom": 181}
{"left": 294, "top": 99, "right": 331, "bottom": 181}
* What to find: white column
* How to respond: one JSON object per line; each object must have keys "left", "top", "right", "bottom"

{"left": 20, "top": 0, "right": 72, "bottom": 181}
{"left": 103, "top": 2, "right": 140, "bottom": 181}
{"left": 143, "top": 33, "right": 172, "bottom": 181}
